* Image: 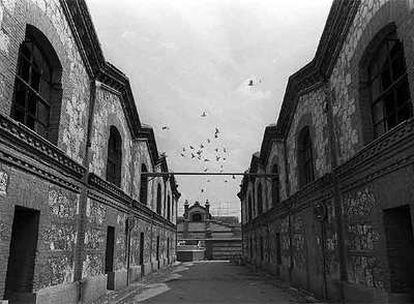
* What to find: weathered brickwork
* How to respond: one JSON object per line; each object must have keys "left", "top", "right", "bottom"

{"left": 240, "top": 0, "right": 414, "bottom": 302}
{"left": 0, "top": 0, "right": 90, "bottom": 164}
{"left": 286, "top": 87, "right": 330, "bottom": 194}
{"left": 90, "top": 87, "right": 133, "bottom": 195}
{"left": 0, "top": 0, "right": 179, "bottom": 303}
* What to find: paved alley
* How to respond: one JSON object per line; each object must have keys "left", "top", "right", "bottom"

{"left": 111, "top": 261, "right": 321, "bottom": 304}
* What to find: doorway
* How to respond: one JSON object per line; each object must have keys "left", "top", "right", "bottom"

{"left": 156, "top": 236, "right": 160, "bottom": 269}
{"left": 383, "top": 205, "right": 414, "bottom": 293}
{"left": 105, "top": 226, "right": 115, "bottom": 290}
{"left": 5, "top": 206, "right": 40, "bottom": 302}
{"left": 139, "top": 232, "right": 144, "bottom": 275}
{"left": 167, "top": 238, "right": 170, "bottom": 264}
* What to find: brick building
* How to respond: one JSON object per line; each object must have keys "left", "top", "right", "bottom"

{"left": 0, "top": 0, "right": 180, "bottom": 303}
{"left": 177, "top": 200, "right": 241, "bottom": 260}
{"left": 238, "top": 0, "right": 414, "bottom": 302}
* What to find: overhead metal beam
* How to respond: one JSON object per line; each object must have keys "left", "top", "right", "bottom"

{"left": 140, "top": 172, "right": 277, "bottom": 177}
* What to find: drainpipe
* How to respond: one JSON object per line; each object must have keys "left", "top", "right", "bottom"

{"left": 74, "top": 79, "right": 97, "bottom": 302}
{"left": 325, "top": 85, "right": 346, "bottom": 302}
{"left": 282, "top": 139, "right": 293, "bottom": 282}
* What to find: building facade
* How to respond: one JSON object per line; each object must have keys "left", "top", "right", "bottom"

{"left": 238, "top": 0, "right": 414, "bottom": 303}
{"left": 177, "top": 200, "right": 241, "bottom": 260}
{"left": 0, "top": 1, "right": 180, "bottom": 303}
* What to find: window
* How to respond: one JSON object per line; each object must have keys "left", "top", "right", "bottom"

{"left": 106, "top": 126, "right": 122, "bottom": 187}
{"left": 271, "top": 164, "right": 280, "bottom": 208}
{"left": 140, "top": 164, "right": 148, "bottom": 205}
{"left": 167, "top": 196, "right": 171, "bottom": 221}
{"left": 12, "top": 25, "right": 62, "bottom": 144}
{"left": 156, "top": 184, "right": 162, "bottom": 215}
{"left": 257, "top": 183, "right": 263, "bottom": 214}
{"left": 191, "top": 213, "right": 202, "bottom": 222}
{"left": 248, "top": 194, "right": 253, "bottom": 221}
{"left": 368, "top": 32, "right": 412, "bottom": 138}
{"left": 298, "top": 127, "right": 314, "bottom": 187}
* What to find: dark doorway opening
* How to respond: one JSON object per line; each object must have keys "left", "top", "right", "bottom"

{"left": 156, "top": 236, "right": 160, "bottom": 269}
{"left": 5, "top": 206, "right": 40, "bottom": 303}
{"left": 384, "top": 205, "right": 414, "bottom": 294}
{"left": 105, "top": 226, "right": 115, "bottom": 290}
{"left": 139, "top": 232, "right": 144, "bottom": 276}
{"left": 276, "top": 233, "right": 282, "bottom": 265}
{"left": 167, "top": 238, "right": 170, "bottom": 264}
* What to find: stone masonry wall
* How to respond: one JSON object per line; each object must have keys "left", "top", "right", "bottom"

{"left": 0, "top": 0, "right": 90, "bottom": 164}
{"left": 286, "top": 86, "right": 330, "bottom": 194}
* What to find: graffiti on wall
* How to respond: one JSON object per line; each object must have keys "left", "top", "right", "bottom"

{"left": 83, "top": 199, "right": 106, "bottom": 278}
{"left": 344, "top": 187, "right": 385, "bottom": 289}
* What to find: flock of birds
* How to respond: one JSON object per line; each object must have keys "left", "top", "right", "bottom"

{"left": 159, "top": 78, "right": 261, "bottom": 195}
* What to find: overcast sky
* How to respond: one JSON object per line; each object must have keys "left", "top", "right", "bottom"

{"left": 86, "top": 0, "right": 332, "bottom": 218}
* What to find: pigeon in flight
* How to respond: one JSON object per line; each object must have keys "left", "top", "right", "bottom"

{"left": 162, "top": 126, "right": 169, "bottom": 130}
{"left": 180, "top": 153, "right": 185, "bottom": 157}
{"left": 200, "top": 144, "right": 204, "bottom": 149}
{"left": 248, "top": 80, "right": 254, "bottom": 86}
{"left": 215, "top": 148, "right": 219, "bottom": 152}
{"left": 182, "top": 147, "right": 186, "bottom": 152}
{"left": 201, "top": 111, "right": 207, "bottom": 117}
{"left": 216, "top": 156, "right": 221, "bottom": 162}
{"left": 191, "top": 153, "right": 195, "bottom": 159}
{"left": 201, "top": 188, "right": 205, "bottom": 193}
{"left": 204, "top": 158, "right": 210, "bottom": 162}
{"left": 224, "top": 180, "right": 228, "bottom": 183}
{"left": 232, "top": 175, "right": 236, "bottom": 179}
{"left": 204, "top": 168, "right": 208, "bottom": 172}
{"left": 223, "top": 147, "right": 227, "bottom": 153}
{"left": 190, "top": 145, "right": 194, "bottom": 149}
{"left": 214, "top": 127, "right": 220, "bottom": 138}
{"left": 207, "top": 139, "right": 211, "bottom": 144}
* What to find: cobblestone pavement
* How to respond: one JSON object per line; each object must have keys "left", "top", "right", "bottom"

{"left": 95, "top": 261, "right": 325, "bottom": 304}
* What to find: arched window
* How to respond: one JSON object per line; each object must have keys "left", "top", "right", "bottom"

{"left": 191, "top": 213, "right": 202, "bottom": 222}
{"left": 248, "top": 194, "right": 253, "bottom": 221}
{"left": 271, "top": 164, "right": 280, "bottom": 208}
{"left": 257, "top": 183, "right": 263, "bottom": 214}
{"left": 106, "top": 126, "right": 122, "bottom": 187}
{"left": 367, "top": 30, "right": 412, "bottom": 138}
{"left": 167, "top": 195, "right": 171, "bottom": 221}
{"left": 156, "top": 184, "right": 162, "bottom": 215}
{"left": 140, "top": 164, "right": 148, "bottom": 205}
{"left": 298, "top": 127, "right": 314, "bottom": 187}
{"left": 12, "top": 25, "right": 62, "bottom": 144}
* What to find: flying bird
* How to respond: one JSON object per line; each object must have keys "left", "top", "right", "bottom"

{"left": 180, "top": 153, "right": 185, "bottom": 157}
{"left": 191, "top": 153, "right": 195, "bottom": 159}
{"left": 201, "top": 188, "right": 205, "bottom": 193}
{"left": 207, "top": 180, "right": 210, "bottom": 183}
{"left": 204, "top": 158, "right": 210, "bottom": 162}
{"left": 224, "top": 180, "right": 228, "bottom": 183}
{"left": 207, "top": 139, "right": 211, "bottom": 144}
{"left": 182, "top": 147, "right": 186, "bottom": 152}
{"left": 248, "top": 79, "right": 254, "bottom": 86}
{"left": 223, "top": 158, "right": 226, "bottom": 161}
{"left": 200, "top": 144, "right": 204, "bottom": 149}
{"left": 201, "top": 111, "right": 207, "bottom": 117}
{"left": 204, "top": 168, "right": 208, "bottom": 172}
{"left": 162, "top": 126, "right": 169, "bottom": 130}
{"left": 232, "top": 175, "right": 236, "bottom": 179}
{"left": 216, "top": 156, "right": 221, "bottom": 162}
{"left": 215, "top": 148, "right": 219, "bottom": 152}
{"left": 223, "top": 147, "right": 227, "bottom": 153}
{"left": 190, "top": 145, "right": 194, "bottom": 149}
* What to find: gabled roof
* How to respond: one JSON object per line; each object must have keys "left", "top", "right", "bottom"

{"left": 62, "top": 0, "right": 142, "bottom": 137}
{"left": 137, "top": 125, "right": 159, "bottom": 166}
{"left": 276, "top": 0, "right": 359, "bottom": 137}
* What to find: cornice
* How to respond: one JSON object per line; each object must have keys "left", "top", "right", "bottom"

{"left": 88, "top": 173, "right": 175, "bottom": 228}
{"left": 0, "top": 113, "right": 86, "bottom": 179}
{"left": 137, "top": 125, "right": 159, "bottom": 165}
{"left": 276, "top": 0, "right": 360, "bottom": 138}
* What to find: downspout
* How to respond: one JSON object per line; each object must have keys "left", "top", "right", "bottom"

{"left": 325, "top": 85, "right": 346, "bottom": 302}
{"left": 282, "top": 138, "right": 293, "bottom": 282}
{"left": 74, "top": 79, "right": 97, "bottom": 302}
